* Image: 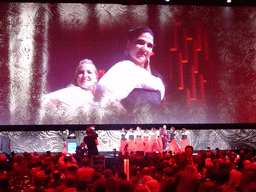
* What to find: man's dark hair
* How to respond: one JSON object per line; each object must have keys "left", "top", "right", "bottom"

{"left": 185, "top": 145, "right": 193, "bottom": 151}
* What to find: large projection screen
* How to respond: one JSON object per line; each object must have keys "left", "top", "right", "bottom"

{"left": 1, "top": 2, "right": 256, "bottom": 153}
{"left": 2, "top": 3, "right": 256, "bottom": 125}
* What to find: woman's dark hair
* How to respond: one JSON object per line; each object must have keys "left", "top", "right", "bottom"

{"left": 128, "top": 26, "right": 154, "bottom": 42}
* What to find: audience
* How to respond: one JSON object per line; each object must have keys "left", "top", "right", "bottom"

{"left": 1, "top": 146, "right": 256, "bottom": 192}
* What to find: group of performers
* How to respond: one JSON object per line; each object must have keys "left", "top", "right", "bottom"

{"left": 119, "top": 126, "right": 190, "bottom": 155}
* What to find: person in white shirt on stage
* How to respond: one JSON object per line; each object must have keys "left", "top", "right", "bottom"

{"left": 126, "top": 128, "right": 136, "bottom": 154}
{"left": 95, "top": 26, "right": 165, "bottom": 111}
{"left": 181, "top": 128, "right": 190, "bottom": 153}
{"left": 157, "top": 128, "right": 163, "bottom": 153}
{"left": 143, "top": 129, "right": 151, "bottom": 154}
{"left": 167, "top": 127, "right": 180, "bottom": 154}
{"left": 160, "top": 125, "right": 169, "bottom": 152}
{"left": 150, "top": 128, "right": 158, "bottom": 153}
{"left": 119, "top": 128, "right": 128, "bottom": 155}
{"left": 135, "top": 126, "right": 145, "bottom": 152}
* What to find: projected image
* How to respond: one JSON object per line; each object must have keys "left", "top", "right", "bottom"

{"left": 1, "top": 3, "right": 256, "bottom": 125}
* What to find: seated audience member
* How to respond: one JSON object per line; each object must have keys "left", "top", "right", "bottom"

{"left": 91, "top": 178, "right": 108, "bottom": 192}
{"left": 179, "top": 145, "right": 199, "bottom": 171}
{"left": 134, "top": 183, "right": 151, "bottom": 192}
{"left": 12, "top": 155, "right": 31, "bottom": 177}
{"left": 95, "top": 26, "right": 165, "bottom": 112}
{"left": 175, "top": 170, "right": 201, "bottom": 192}
{"left": 63, "top": 174, "right": 77, "bottom": 192}
{"left": 102, "top": 169, "right": 118, "bottom": 192}
{"left": 198, "top": 180, "right": 222, "bottom": 192}
{"left": 39, "top": 59, "right": 99, "bottom": 124}
{"left": 76, "top": 157, "right": 95, "bottom": 183}
{"left": 46, "top": 170, "right": 65, "bottom": 190}
{"left": 160, "top": 167, "right": 178, "bottom": 192}
{"left": 228, "top": 161, "right": 242, "bottom": 192}
{"left": 58, "top": 153, "right": 77, "bottom": 173}
{"left": 0, "top": 175, "right": 10, "bottom": 192}
{"left": 117, "top": 180, "right": 133, "bottom": 192}
{"left": 239, "top": 162, "right": 256, "bottom": 192}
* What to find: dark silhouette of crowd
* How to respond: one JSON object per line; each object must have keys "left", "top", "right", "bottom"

{"left": 0, "top": 145, "right": 256, "bottom": 192}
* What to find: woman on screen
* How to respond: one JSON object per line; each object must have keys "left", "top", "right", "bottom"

{"left": 95, "top": 26, "right": 165, "bottom": 111}
{"left": 38, "top": 59, "right": 98, "bottom": 124}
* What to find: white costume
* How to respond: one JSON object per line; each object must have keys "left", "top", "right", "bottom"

{"left": 38, "top": 85, "right": 95, "bottom": 124}
{"left": 95, "top": 60, "right": 165, "bottom": 106}
{"left": 134, "top": 129, "right": 144, "bottom": 152}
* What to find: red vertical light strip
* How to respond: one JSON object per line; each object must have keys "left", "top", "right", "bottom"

{"left": 170, "top": 22, "right": 179, "bottom": 51}
{"left": 182, "top": 27, "right": 188, "bottom": 63}
{"left": 199, "top": 74, "right": 205, "bottom": 103}
{"left": 191, "top": 65, "right": 196, "bottom": 100}
{"left": 186, "top": 89, "right": 191, "bottom": 107}
{"left": 203, "top": 30, "right": 209, "bottom": 60}
{"left": 196, "top": 23, "right": 202, "bottom": 51}
{"left": 193, "top": 41, "right": 199, "bottom": 73}
{"left": 178, "top": 52, "right": 184, "bottom": 90}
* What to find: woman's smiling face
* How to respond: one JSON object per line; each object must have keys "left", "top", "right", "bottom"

{"left": 128, "top": 32, "right": 154, "bottom": 67}
{"left": 76, "top": 63, "right": 98, "bottom": 91}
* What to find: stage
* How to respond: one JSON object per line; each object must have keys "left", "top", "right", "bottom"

{"left": 0, "top": 125, "right": 255, "bottom": 155}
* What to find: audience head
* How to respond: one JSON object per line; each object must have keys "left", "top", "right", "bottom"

{"left": 65, "top": 174, "right": 77, "bottom": 188}
{"left": 64, "top": 154, "right": 72, "bottom": 163}
{"left": 134, "top": 184, "right": 150, "bottom": 192}
{"left": 185, "top": 145, "right": 193, "bottom": 158}
{"left": 103, "top": 169, "right": 113, "bottom": 178}
{"left": 163, "top": 167, "right": 173, "bottom": 179}
{"left": 146, "top": 179, "right": 160, "bottom": 192}
{"left": 52, "top": 170, "right": 61, "bottom": 180}
{"left": 92, "top": 179, "right": 107, "bottom": 192}
{"left": 81, "top": 157, "right": 91, "bottom": 167}
{"left": 243, "top": 160, "right": 252, "bottom": 170}
{"left": 91, "top": 171, "right": 103, "bottom": 183}
{"left": 117, "top": 171, "right": 127, "bottom": 180}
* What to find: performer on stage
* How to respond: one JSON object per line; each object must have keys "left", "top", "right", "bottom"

{"left": 1, "top": 133, "right": 11, "bottom": 160}
{"left": 167, "top": 127, "right": 180, "bottom": 154}
{"left": 126, "top": 128, "right": 136, "bottom": 154}
{"left": 181, "top": 128, "right": 190, "bottom": 153}
{"left": 83, "top": 127, "right": 99, "bottom": 158}
{"left": 134, "top": 126, "right": 144, "bottom": 152}
{"left": 150, "top": 127, "right": 158, "bottom": 153}
{"left": 62, "top": 129, "right": 69, "bottom": 154}
{"left": 160, "top": 125, "right": 169, "bottom": 152}
{"left": 157, "top": 127, "right": 163, "bottom": 153}
{"left": 119, "top": 128, "right": 128, "bottom": 155}
{"left": 143, "top": 129, "right": 151, "bottom": 154}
